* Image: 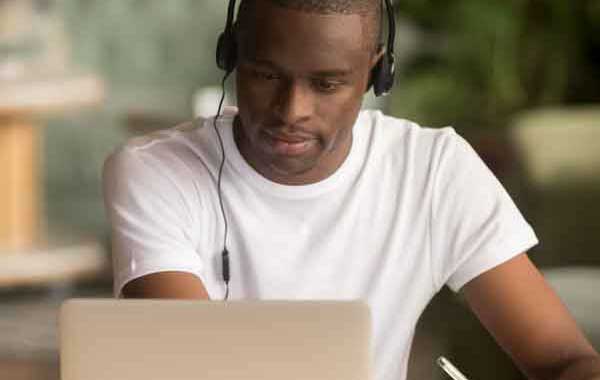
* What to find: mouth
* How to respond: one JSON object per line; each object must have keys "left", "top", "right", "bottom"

{"left": 264, "top": 128, "right": 314, "bottom": 142}
{"left": 262, "top": 130, "right": 316, "bottom": 156}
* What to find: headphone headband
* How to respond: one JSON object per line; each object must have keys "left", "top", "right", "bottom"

{"left": 377, "top": 0, "right": 396, "bottom": 96}
{"left": 225, "top": 0, "right": 238, "bottom": 34}
{"left": 384, "top": 0, "right": 395, "bottom": 57}
{"left": 216, "top": 0, "right": 396, "bottom": 96}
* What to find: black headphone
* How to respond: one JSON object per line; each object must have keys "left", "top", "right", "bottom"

{"left": 216, "top": 0, "right": 396, "bottom": 96}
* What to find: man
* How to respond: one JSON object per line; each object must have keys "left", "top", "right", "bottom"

{"left": 102, "top": 1, "right": 600, "bottom": 380}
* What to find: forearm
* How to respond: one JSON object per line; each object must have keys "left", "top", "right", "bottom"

{"left": 122, "top": 271, "right": 211, "bottom": 299}
{"left": 530, "top": 354, "right": 600, "bottom": 380}
{"left": 555, "top": 354, "right": 600, "bottom": 380}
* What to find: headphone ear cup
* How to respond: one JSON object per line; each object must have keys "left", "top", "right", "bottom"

{"left": 216, "top": 32, "right": 228, "bottom": 70}
{"left": 216, "top": 30, "right": 238, "bottom": 73}
{"left": 373, "top": 54, "right": 394, "bottom": 97}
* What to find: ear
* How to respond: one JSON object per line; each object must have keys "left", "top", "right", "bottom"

{"left": 370, "top": 46, "right": 386, "bottom": 70}
{"left": 365, "top": 45, "right": 386, "bottom": 93}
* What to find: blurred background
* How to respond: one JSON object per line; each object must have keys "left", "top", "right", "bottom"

{"left": 0, "top": 0, "right": 599, "bottom": 379}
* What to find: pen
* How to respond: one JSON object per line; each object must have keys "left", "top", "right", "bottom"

{"left": 436, "top": 356, "right": 471, "bottom": 380}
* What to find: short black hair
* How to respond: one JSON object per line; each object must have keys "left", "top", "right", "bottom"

{"left": 237, "top": 0, "right": 383, "bottom": 53}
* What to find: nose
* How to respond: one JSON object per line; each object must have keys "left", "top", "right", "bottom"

{"left": 273, "top": 80, "right": 313, "bottom": 125}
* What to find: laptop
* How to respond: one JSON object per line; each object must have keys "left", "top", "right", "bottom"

{"left": 59, "top": 299, "right": 372, "bottom": 380}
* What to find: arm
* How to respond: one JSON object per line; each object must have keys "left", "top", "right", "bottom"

{"left": 122, "top": 271, "right": 210, "bottom": 300}
{"left": 462, "top": 252, "right": 600, "bottom": 380}
{"left": 103, "top": 148, "right": 209, "bottom": 300}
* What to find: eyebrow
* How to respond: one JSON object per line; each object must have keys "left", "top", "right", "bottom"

{"left": 247, "top": 58, "right": 353, "bottom": 77}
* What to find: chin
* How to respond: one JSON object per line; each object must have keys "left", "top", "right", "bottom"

{"left": 266, "top": 156, "right": 320, "bottom": 178}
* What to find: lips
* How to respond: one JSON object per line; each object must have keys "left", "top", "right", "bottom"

{"left": 270, "top": 134, "right": 309, "bottom": 143}
{"left": 261, "top": 129, "right": 316, "bottom": 156}
{"left": 263, "top": 129, "right": 315, "bottom": 143}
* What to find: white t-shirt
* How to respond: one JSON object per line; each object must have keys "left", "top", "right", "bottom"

{"left": 102, "top": 108, "right": 538, "bottom": 380}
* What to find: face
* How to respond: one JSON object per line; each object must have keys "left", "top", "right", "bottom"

{"left": 234, "top": 0, "right": 381, "bottom": 185}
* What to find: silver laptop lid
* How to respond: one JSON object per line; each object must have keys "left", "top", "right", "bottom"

{"left": 60, "top": 299, "right": 372, "bottom": 380}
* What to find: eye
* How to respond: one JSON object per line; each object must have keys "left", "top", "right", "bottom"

{"left": 313, "top": 78, "right": 343, "bottom": 93}
{"left": 253, "top": 69, "right": 280, "bottom": 81}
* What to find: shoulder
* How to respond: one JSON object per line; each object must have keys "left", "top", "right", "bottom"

{"left": 102, "top": 117, "right": 228, "bottom": 212}
{"left": 115, "top": 117, "right": 214, "bottom": 160}
{"left": 103, "top": 116, "right": 222, "bottom": 180}
{"left": 359, "top": 109, "right": 462, "bottom": 163}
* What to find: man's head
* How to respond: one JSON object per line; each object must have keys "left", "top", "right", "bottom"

{"left": 232, "top": 0, "right": 385, "bottom": 185}
{"left": 237, "top": 0, "right": 383, "bottom": 54}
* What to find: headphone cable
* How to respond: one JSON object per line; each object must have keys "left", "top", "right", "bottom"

{"left": 212, "top": 72, "right": 232, "bottom": 301}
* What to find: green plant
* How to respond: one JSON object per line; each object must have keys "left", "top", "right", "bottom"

{"left": 389, "top": 0, "right": 600, "bottom": 130}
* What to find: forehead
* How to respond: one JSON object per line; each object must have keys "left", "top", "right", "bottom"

{"left": 238, "top": 1, "right": 371, "bottom": 73}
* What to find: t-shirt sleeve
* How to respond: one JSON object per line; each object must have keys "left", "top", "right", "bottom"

{"left": 102, "top": 146, "right": 205, "bottom": 297}
{"left": 430, "top": 129, "right": 539, "bottom": 292}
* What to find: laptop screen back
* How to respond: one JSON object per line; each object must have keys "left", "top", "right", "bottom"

{"left": 59, "top": 299, "right": 372, "bottom": 380}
